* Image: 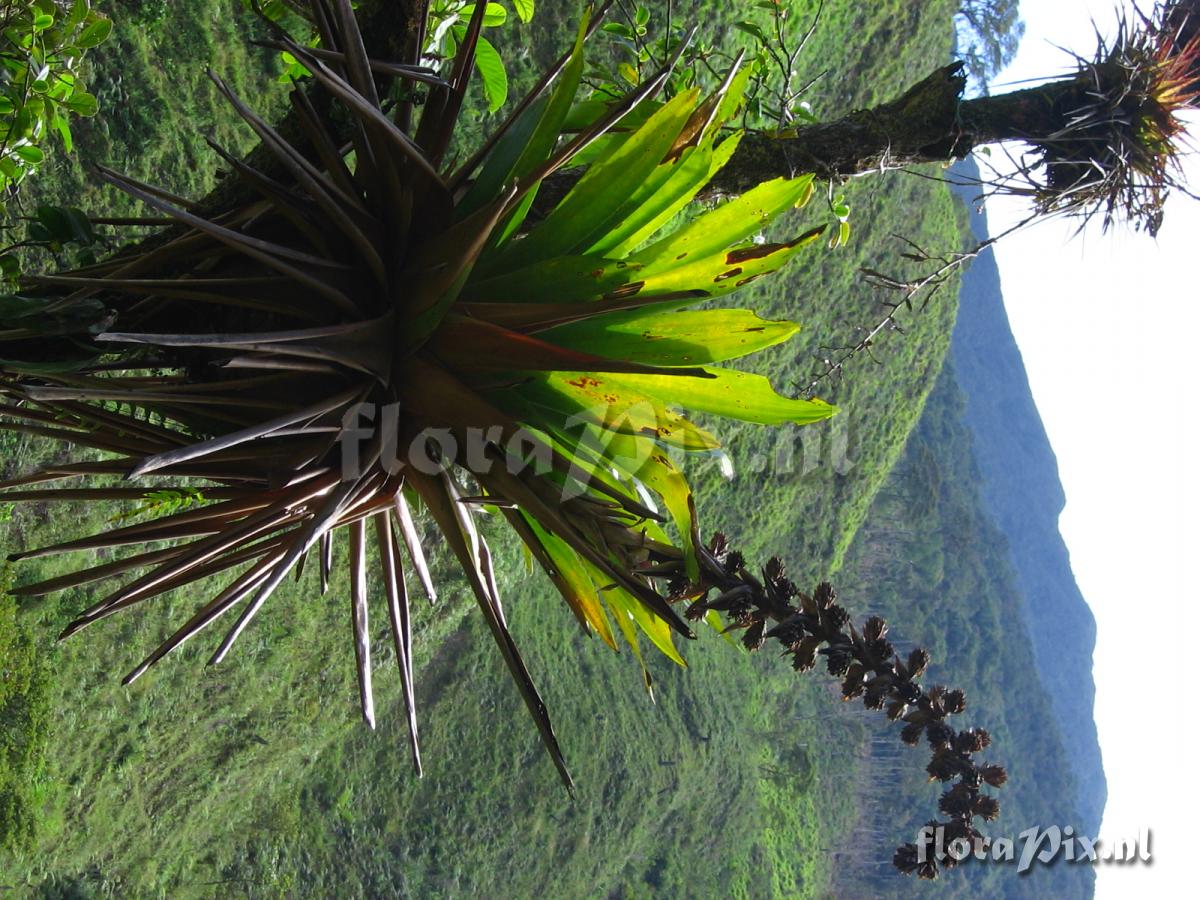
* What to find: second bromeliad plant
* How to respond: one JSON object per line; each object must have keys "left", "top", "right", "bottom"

{"left": 0, "top": 1, "right": 1001, "bottom": 877}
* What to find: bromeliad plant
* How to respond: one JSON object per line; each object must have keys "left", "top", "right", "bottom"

{"left": 0, "top": 1, "right": 835, "bottom": 785}
{"left": 0, "top": 0, "right": 1003, "bottom": 874}
{"left": 981, "top": 0, "right": 1200, "bottom": 235}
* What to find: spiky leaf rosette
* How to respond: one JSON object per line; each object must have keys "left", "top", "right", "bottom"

{"left": 0, "top": 2, "right": 834, "bottom": 784}
{"left": 1020, "top": 1, "right": 1200, "bottom": 234}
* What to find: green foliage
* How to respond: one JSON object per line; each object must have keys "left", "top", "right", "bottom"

{"left": 955, "top": 0, "right": 1024, "bottom": 91}
{"left": 26, "top": 1, "right": 288, "bottom": 225}
{"left": 115, "top": 0, "right": 168, "bottom": 27}
{"left": 428, "top": 1, "right": 532, "bottom": 111}
{"left": 0, "top": 0, "right": 110, "bottom": 202}
{"left": 108, "top": 487, "right": 207, "bottom": 524}
{"left": 0, "top": 202, "right": 100, "bottom": 281}
{"left": 0, "top": 573, "right": 51, "bottom": 853}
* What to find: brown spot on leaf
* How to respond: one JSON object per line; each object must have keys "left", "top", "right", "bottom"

{"left": 603, "top": 281, "right": 646, "bottom": 300}
{"left": 788, "top": 225, "right": 828, "bottom": 247}
{"left": 567, "top": 376, "right": 602, "bottom": 389}
{"left": 714, "top": 267, "right": 744, "bottom": 283}
{"left": 735, "top": 274, "right": 767, "bottom": 287}
{"left": 726, "top": 244, "right": 786, "bottom": 264}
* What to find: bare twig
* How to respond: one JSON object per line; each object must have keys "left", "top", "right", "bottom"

{"left": 804, "top": 213, "right": 1032, "bottom": 398}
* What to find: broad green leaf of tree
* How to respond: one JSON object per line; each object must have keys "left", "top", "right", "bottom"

{"left": 512, "top": 0, "right": 535, "bottom": 23}
{"left": 474, "top": 36, "right": 508, "bottom": 112}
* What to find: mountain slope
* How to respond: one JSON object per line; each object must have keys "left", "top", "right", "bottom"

{"left": 834, "top": 361, "right": 1095, "bottom": 898}
{"left": 948, "top": 159, "right": 1107, "bottom": 833}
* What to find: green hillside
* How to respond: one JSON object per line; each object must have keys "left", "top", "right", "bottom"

{"left": 1, "top": 1, "right": 969, "bottom": 896}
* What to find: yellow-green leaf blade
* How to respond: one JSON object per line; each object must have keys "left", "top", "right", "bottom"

{"left": 605, "top": 368, "right": 838, "bottom": 426}
{"left": 537, "top": 307, "right": 800, "bottom": 367}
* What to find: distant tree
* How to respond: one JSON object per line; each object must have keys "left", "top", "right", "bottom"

{"left": 955, "top": 0, "right": 1025, "bottom": 91}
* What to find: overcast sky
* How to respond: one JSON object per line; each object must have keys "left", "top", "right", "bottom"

{"left": 983, "top": 1, "right": 1197, "bottom": 895}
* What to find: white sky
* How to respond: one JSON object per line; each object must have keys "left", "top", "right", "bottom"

{"left": 985, "top": 1, "right": 1198, "bottom": 896}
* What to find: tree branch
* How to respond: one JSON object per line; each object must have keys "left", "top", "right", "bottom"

{"left": 531, "top": 63, "right": 1093, "bottom": 217}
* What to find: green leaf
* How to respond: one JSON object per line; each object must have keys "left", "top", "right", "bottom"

{"left": 13, "top": 145, "right": 44, "bottom": 164}
{"left": 462, "top": 3, "right": 508, "bottom": 26}
{"left": 734, "top": 21, "right": 768, "bottom": 43}
{"left": 604, "top": 367, "right": 838, "bottom": 426}
{"left": 536, "top": 422, "right": 661, "bottom": 519}
{"left": 603, "top": 589, "right": 653, "bottom": 692}
{"left": 33, "top": 14, "right": 54, "bottom": 31}
{"left": 706, "top": 610, "right": 741, "bottom": 647}
{"left": 603, "top": 431, "right": 701, "bottom": 580}
{"left": 63, "top": 207, "right": 95, "bottom": 243}
{"left": 460, "top": 13, "right": 586, "bottom": 221}
{"left": 505, "top": 372, "right": 719, "bottom": 451}
{"left": 36, "top": 205, "right": 74, "bottom": 242}
{"left": 68, "top": 0, "right": 89, "bottom": 29}
{"left": 633, "top": 225, "right": 828, "bottom": 301}
{"left": 522, "top": 513, "right": 616, "bottom": 648}
{"left": 459, "top": 94, "right": 548, "bottom": 218}
{"left": 399, "top": 193, "right": 516, "bottom": 352}
{"left": 794, "top": 177, "right": 814, "bottom": 209}
{"left": 64, "top": 91, "right": 97, "bottom": 116}
{"left": 635, "top": 174, "right": 817, "bottom": 272}
{"left": 561, "top": 97, "right": 662, "bottom": 133}
{"left": 493, "top": 89, "right": 698, "bottom": 271}
{"left": 0, "top": 294, "right": 108, "bottom": 336}
{"left": 582, "top": 146, "right": 708, "bottom": 255}
{"left": 713, "top": 66, "right": 754, "bottom": 128}
{"left": 605, "top": 577, "right": 686, "bottom": 667}
{"left": 75, "top": 18, "right": 112, "bottom": 49}
{"left": 48, "top": 71, "right": 76, "bottom": 100}
{"left": 590, "top": 133, "right": 742, "bottom": 258}
{"left": 53, "top": 114, "right": 73, "bottom": 152}
{"left": 464, "top": 222, "right": 822, "bottom": 308}
{"left": 512, "top": 0, "right": 535, "bottom": 22}
{"left": 459, "top": 253, "right": 638, "bottom": 304}
{"left": 474, "top": 37, "right": 508, "bottom": 112}
{"left": 539, "top": 307, "right": 800, "bottom": 367}
{"left": 32, "top": 206, "right": 90, "bottom": 249}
